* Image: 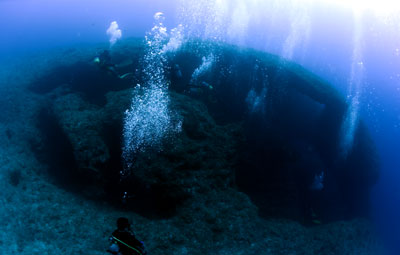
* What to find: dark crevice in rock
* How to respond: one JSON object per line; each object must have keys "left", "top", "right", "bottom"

{"left": 32, "top": 108, "right": 82, "bottom": 188}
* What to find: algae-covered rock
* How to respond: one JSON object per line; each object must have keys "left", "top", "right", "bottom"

{"left": 53, "top": 93, "right": 110, "bottom": 176}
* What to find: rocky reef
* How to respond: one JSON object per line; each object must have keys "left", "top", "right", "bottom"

{"left": 14, "top": 38, "right": 381, "bottom": 254}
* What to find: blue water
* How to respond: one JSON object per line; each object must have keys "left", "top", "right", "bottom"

{"left": 1, "top": 0, "right": 400, "bottom": 254}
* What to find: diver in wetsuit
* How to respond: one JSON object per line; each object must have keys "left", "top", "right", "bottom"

{"left": 94, "top": 50, "right": 133, "bottom": 80}
{"left": 94, "top": 50, "right": 119, "bottom": 77}
{"left": 107, "top": 217, "right": 147, "bottom": 255}
{"left": 185, "top": 81, "right": 216, "bottom": 104}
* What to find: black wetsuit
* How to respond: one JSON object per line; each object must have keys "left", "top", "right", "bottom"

{"left": 111, "top": 229, "right": 146, "bottom": 255}
{"left": 97, "top": 50, "right": 119, "bottom": 77}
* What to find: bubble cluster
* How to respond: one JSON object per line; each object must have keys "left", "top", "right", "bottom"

{"left": 190, "top": 53, "right": 215, "bottom": 85}
{"left": 122, "top": 85, "right": 182, "bottom": 169}
{"left": 106, "top": 21, "right": 122, "bottom": 48}
{"left": 245, "top": 87, "right": 268, "bottom": 114}
{"left": 162, "top": 24, "right": 185, "bottom": 54}
{"left": 339, "top": 13, "right": 364, "bottom": 159}
{"left": 122, "top": 13, "right": 183, "bottom": 171}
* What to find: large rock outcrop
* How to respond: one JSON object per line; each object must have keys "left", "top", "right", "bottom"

{"left": 31, "top": 39, "right": 379, "bottom": 223}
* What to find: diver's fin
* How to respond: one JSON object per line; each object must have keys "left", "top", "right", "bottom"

{"left": 119, "top": 73, "right": 134, "bottom": 80}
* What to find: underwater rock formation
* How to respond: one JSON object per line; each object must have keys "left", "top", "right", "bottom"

{"left": 34, "top": 82, "right": 241, "bottom": 212}
{"left": 53, "top": 93, "right": 110, "bottom": 176}
{"left": 171, "top": 41, "right": 379, "bottom": 221}
{"left": 125, "top": 91, "right": 242, "bottom": 214}
{"left": 30, "top": 38, "right": 379, "bottom": 223}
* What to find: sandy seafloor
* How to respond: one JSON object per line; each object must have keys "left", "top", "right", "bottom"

{"left": 0, "top": 41, "right": 383, "bottom": 255}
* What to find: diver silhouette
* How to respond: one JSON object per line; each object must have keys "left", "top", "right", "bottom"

{"left": 107, "top": 217, "right": 147, "bottom": 255}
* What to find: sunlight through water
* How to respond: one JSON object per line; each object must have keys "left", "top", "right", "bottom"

{"left": 325, "top": 0, "right": 400, "bottom": 16}
{"left": 176, "top": 0, "right": 400, "bottom": 158}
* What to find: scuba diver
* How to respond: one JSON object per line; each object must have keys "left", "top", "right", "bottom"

{"left": 307, "top": 170, "right": 325, "bottom": 225}
{"left": 107, "top": 217, "right": 147, "bottom": 255}
{"left": 186, "top": 81, "right": 213, "bottom": 94}
{"left": 94, "top": 50, "right": 133, "bottom": 80}
{"left": 185, "top": 81, "right": 216, "bottom": 104}
{"left": 292, "top": 144, "right": 326, "bottom": 225}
